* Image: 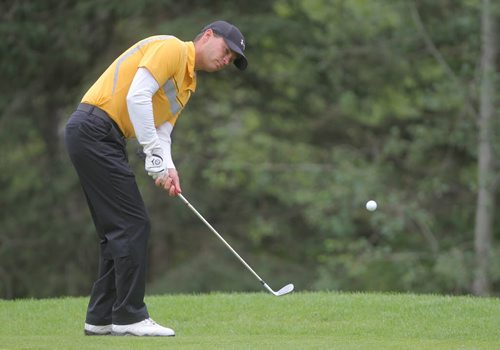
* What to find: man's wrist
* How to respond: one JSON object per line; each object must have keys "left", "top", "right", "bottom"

{"left": 143, "top": 137, "right": 162, "bottom": 157}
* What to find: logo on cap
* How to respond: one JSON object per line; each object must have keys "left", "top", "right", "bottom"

{"left": 240, "top": 39, "right": 245, "bottom": 50}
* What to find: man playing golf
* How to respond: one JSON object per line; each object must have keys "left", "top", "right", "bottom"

{"left": 65, "top": 20, "right": 247, "bottom": 337}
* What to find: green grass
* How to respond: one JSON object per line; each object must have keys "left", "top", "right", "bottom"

{"left": 1, "top": 292, "right": 499, "bottom": 349}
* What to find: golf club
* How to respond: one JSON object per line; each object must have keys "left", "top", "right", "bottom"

{"left": 177, "top": 193, "right": 294, "bottom": 297}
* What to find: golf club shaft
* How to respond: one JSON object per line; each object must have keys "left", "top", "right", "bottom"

{"left": 177, "top": 193, "right": 269, "bottom": 289}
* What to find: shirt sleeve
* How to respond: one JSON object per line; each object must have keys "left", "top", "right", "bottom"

{"left": 126, "top": 67, "right": 160, "bottom": 155}
{"left": 139, "top": 39, "right": 183, "bottom": 87}
{"left": 157, "top": 122, "right": 175, "bottom": 169}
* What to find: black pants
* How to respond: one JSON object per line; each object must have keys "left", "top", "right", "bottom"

{"left": 65, "top": 104, "right": 149, "bottom": 325}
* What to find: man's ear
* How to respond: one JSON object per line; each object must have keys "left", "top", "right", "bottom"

{"left": 201, "top": 29, "right": 213, "bottom": 43}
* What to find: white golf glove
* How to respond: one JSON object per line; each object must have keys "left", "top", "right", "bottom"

{"left": 143, "top": 139, "right": 167, "bottom": 179}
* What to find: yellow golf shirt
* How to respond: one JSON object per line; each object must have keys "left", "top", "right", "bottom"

{"left": 82, "top": 35, "right": 197, "bottom": 138}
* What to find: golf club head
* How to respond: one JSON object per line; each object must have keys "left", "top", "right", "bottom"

{"left": 275, "top": 283, "right": 294, "bottom": 296}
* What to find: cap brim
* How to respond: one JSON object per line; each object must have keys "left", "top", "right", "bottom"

{"left": 225, "top": 40, "right": 247, "bottom": 71}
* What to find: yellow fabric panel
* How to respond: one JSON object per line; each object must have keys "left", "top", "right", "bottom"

{"left": 139, "top": 38, "right": 182, "bottom": 86}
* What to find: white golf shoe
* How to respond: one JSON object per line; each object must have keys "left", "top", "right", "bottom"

{"left": 84, "top": 323, "right": 112, "bottom": 336}
{"left": 112, "top": 318, "right": 175, "bottom": 337}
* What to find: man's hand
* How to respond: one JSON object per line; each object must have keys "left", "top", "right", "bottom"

{"left": 155, "top": 168, "right": 182, "bottom": 196}
{"left": 145, "top": 147, "right": 166, "bottom": 179}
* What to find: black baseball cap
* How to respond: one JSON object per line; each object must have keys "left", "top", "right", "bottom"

{"left": 201, "top": 20, "right": 247, "bottom": 71}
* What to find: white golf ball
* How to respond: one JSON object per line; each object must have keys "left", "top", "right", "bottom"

{"left": 366, "top": 200, "right": 377, "bottom": 211}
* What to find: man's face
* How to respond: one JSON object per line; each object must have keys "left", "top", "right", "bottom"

{"left": 200, "top": 31, "right": 238, "bottom": 72}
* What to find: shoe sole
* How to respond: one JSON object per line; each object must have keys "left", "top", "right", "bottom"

{"left": 84, "top": 330, "right": 112, "bottom": 336}
{"left": 111, "top": 331, "right": 175, "bottom": 337}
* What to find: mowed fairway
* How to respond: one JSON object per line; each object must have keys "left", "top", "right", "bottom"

{"left": 1, "top": 292, "right": 499, "bottom": 349}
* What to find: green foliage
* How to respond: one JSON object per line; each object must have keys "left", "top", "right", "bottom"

{"left": 0, "top": 0, "right": 498, "bottom": 298}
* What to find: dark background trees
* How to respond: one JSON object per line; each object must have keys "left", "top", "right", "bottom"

{"left": 0, "top": 0, "right": 498, "bottom": 299}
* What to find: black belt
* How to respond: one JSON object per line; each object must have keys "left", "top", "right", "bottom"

{"left": 77, "top": 103, "right": 124, "bottom": 138}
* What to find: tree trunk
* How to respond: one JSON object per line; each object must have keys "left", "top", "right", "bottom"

{"left": 472, "top": 0, "right": 498, "bottom": 296}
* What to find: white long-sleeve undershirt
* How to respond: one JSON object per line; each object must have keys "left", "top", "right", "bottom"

{"left": 126, "top": 67, "right": 175, "bottom": 169}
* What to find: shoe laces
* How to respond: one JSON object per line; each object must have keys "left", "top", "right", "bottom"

{"left": 143, "top": 318, "right": 157, "bottom": 326}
